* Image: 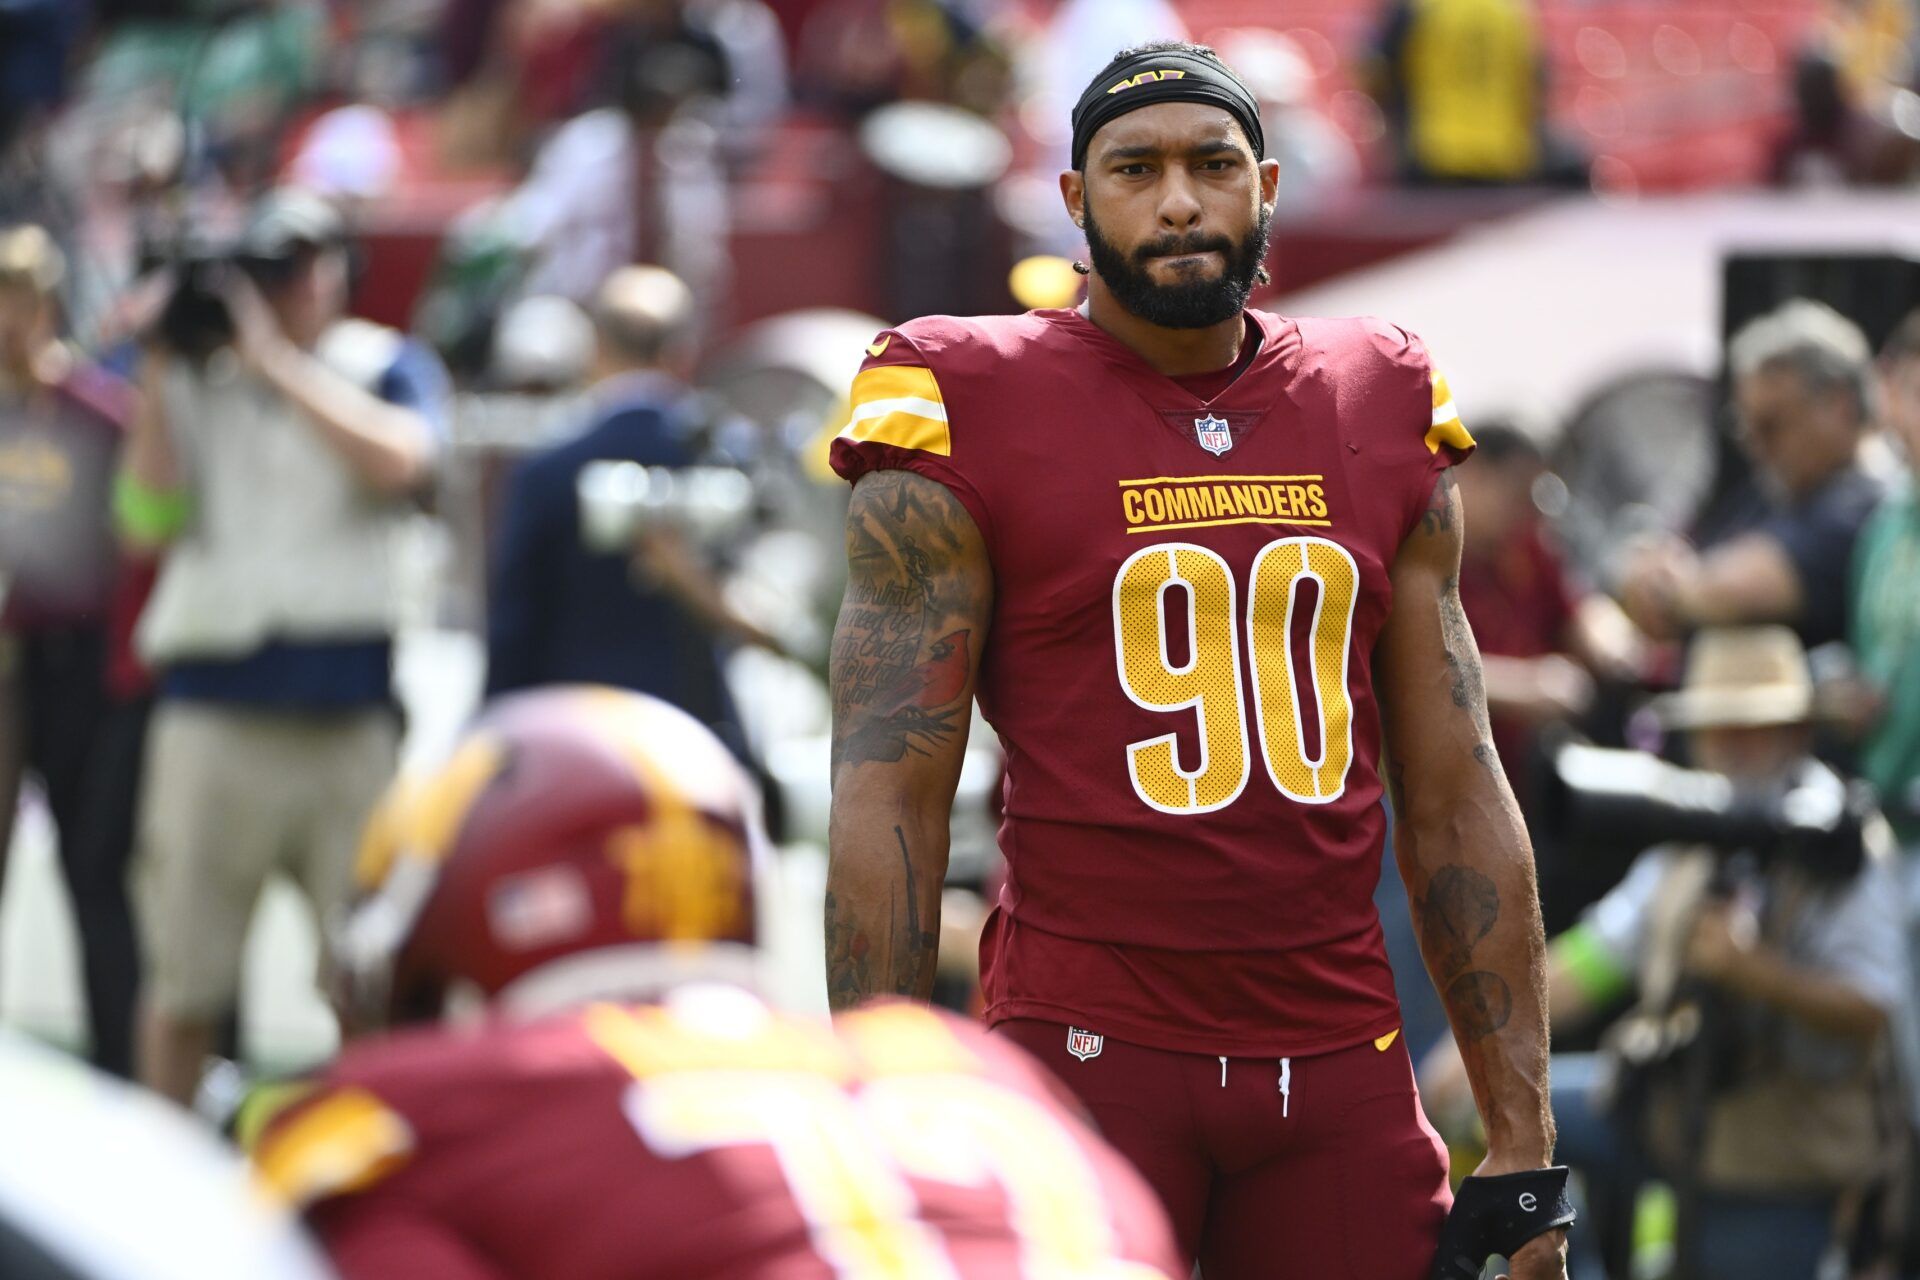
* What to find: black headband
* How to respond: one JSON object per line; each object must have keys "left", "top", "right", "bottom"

{"left": 1071, "top": 49, "right": 1265, "bottom": 170}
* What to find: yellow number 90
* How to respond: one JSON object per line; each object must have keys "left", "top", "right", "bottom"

{"left": 1113, "top": 537, "right": 1359, "bottom": 813}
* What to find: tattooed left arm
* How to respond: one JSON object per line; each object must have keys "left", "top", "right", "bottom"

{"left": 1376, "top": 470, "right": 1555, "bottom": 1178}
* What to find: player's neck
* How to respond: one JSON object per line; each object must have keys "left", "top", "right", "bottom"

{"left": 1081, "top": 286, "right": 1247, "bottom": 377}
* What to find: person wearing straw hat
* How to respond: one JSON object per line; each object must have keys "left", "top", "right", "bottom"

{"left": 1424, "top": 625, "right": 1909, "bottom": 1280}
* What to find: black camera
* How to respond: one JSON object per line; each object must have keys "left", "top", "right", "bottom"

{"left": 152, "top": 191, "right": 344, "bottom": 359}
{"left": 153, "top": 250, "right": 296, "bottom": 360}
{"left": 1540, "top": 742, "right": 1871, "bottom": 883}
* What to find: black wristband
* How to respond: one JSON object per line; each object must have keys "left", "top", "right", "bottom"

{"left": 1428, "top": 1167, "right": 1575, "bottom": 1280}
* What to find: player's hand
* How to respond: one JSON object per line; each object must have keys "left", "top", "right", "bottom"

{"left": 1430, "top": 1165, "right": 1574, "bottom": 1280}
{"left": 1498, "top": 1228, "right": 1568, "bottom": 1279}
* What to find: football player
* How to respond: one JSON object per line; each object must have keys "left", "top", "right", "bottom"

{"left": 824, "top": 40, "right": 1571, "bottom": 1280}
{"left": 248, "top": 686, "right": 1181, "bottom": 1280}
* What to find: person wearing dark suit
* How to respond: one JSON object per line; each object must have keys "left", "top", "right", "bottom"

{"left": 485, "top": 265, "right": 773, "bottom": 744}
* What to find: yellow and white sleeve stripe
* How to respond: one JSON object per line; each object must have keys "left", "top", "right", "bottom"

{"left": 252, "top": 1087, "right": 415, "bottom": 1208}
{"left": 1424, "top": 368, "right": 1474, "bottom": 455}
{"left": 836, "top": 364, "right": 951, "bottom": 457}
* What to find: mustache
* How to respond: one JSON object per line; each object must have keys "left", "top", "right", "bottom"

{"left": 1133, "top": 233, "right": 1236, "bottom": 264}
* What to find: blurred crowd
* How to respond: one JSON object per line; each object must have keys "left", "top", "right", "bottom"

{"left": 6, "top": 1, "right": 1920, "bottom": 1278}
{"left": 1402, "top": 293, "right": 1920, "bottom": 1279}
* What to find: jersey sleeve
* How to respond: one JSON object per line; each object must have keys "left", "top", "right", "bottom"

{"left": 1358, "top": 319, "right": 1476, "bottom": 544}
{"left": 249, "top": 1080, "right": 417, "bottom": 1211}
{"left": 827, "top": 326, "right": 994, "bottom": 544}
{"left": 1425, "top": 363, "right": 1475, "bottom": 467}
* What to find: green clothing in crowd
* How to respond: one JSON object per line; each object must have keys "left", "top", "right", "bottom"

{"left": 1852, "top": 480, "right": 1920, "bottom": 843}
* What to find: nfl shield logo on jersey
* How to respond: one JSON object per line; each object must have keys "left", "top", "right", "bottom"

{"left": 1066, "top": 1027, "right": 1104, "bottom": 1062}
{"left": 1194, "top": 414, "right": 1233, "bottom": 456}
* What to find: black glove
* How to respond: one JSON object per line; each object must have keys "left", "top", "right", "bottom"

{"left": 1428, "top": 1166, "right": 1575, "bottom": 1279}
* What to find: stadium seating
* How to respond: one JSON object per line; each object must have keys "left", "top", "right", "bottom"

{"left": 1189, "top": 0, "right": 1821, "bottom": 191}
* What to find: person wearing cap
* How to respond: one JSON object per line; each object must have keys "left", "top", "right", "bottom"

{"left": 0, "top": 223, "right": 151, "bottom": 1079}
{"left": 825, "top": 39, "right": 1566, "bottom": 1280}
{"left": 116, "top": 188, "right": 451, "bottom": 1105}
{"left": 1423, "top": 626, "right": 1908, "bottom": 1280}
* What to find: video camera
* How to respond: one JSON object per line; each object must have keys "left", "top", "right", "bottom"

{"left": 1540, "top": 742, "right": 1871, "bottom": 884}
{"left": 576, "top": 461, "right": 756, "bottom": 553}
{"left": 151, "top": 191, "right": 345, "bottom": 361}
{"left": 153, "top": 247, "right": 297, "bottom": 360}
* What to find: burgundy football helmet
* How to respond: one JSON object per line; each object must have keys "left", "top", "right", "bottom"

{"left": 337, "top": 687, "right": 765, "bottom": 1031}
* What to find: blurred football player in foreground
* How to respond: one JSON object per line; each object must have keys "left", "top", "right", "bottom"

{"left": 0, "top": 1030, "right": 332, "bottom": 1280}
{"left": 247, "top": 686, "right": 1180, "bottom": 1280}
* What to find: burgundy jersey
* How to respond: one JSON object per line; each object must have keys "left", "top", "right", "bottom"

{"left": 251, "top": 989, "right": 1180, "bottom": 1280}
{"left": 830, "top": 309, "right": 1473, "bottom": 1057}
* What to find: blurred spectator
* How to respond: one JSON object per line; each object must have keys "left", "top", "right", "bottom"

{"left": 0, "top": 223, "right": 150, "bottom": 1078}
{"left": 1031, "top": 0, "right": 1184, "bottom": 136}
{"left": 119, "top": 189, "right": 447, "bottom": 1104}
{"left": 1852, "top": 312, "right": 1920, "bottom": 857}
{"left": 1770, "top": 46, "right": 1888, "bottom": 188}
{"left": 485, "top": 0, "right": 777, "bottom": 336}
{"left": 1618, "top": 300, "right": 1885, "bottom": 650}
{"left": 0, "top": 0, "right": 88, "bottom": 150}
{"left": 285, "top": 105, "right": 403, "bottom": 210}
{"left": 86, "top": 2, "right": 331, "bottom": 193}
{"left": 445, "top": 0, "right": 780, "bottom": 156}
{"left": 1367, "top": 0, "right": 1548, "bottom": 186}
{"left": 485, "top": 264, "right": 773, "bottom": 746}
{"left": 1423, "top": 627, "right": 1907, "bottom": 1280}
{"left": 797, "top": 0, "right": 1011, "bottom": 118}
{"left": 1215, "top": 29, "right": 1359, "bottom": 214}
{"left": 1455, "top": 422, "right": 1641, "bottom": 799}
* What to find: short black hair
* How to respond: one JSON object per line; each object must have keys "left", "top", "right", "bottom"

{"left": 1102, "top": 39, "right": 1225, "bottom": 70}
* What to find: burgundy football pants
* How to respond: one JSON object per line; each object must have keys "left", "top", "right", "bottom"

{"left": 995, "top": 1019, "right": 1450, "bottom": 1280}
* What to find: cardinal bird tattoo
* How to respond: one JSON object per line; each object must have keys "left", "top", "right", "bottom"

{"left": 838, "top": 629, "right": 972, "bottom": 764}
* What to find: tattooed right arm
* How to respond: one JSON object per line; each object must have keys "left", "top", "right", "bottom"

{"left": 825, "top": 470, "right": 992, "bottom": 1010}
{"left": 1376, "top": 469, "right": 1555, "bottom": 1183}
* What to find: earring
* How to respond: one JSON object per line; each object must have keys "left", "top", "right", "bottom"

{"left": 1255, "top": 266, "right": 1271, "bottom": 286}
{"left": 1072, "top": 260, "right": 1091, "bottom": 275}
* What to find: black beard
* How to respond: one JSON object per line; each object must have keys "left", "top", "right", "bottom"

{"left": 1083, "top": 199, "right": 1272, "bottom": 330}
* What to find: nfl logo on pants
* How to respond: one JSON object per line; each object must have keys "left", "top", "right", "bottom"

{"left": 1194, "top": 413, "right": 1232, "bottom": 456}
{"left": 1067, "top": 1027, "right": 1104, "bottom": 1062}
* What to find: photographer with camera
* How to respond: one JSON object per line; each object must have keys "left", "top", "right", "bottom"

{"left": 117, "top": 189, "right": 449, "bottom": 1105}
{"left": 1422, "top": 626, "right": 1908, "bottom": 1280}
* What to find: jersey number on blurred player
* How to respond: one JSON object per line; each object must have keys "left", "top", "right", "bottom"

{"left": 1114, "top": 537, "right": 1359, "bottom": 813}
{"left": 591, "top": 1005, "right": 1138, "bottom": 1280}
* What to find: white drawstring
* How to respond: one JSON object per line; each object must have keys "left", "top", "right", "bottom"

{"left": 1218, "top": 1055, "right": 1227, "bottom": 1087}
{"left": 1278, "top": 1058, "right": 1291, "bottom": 1117}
